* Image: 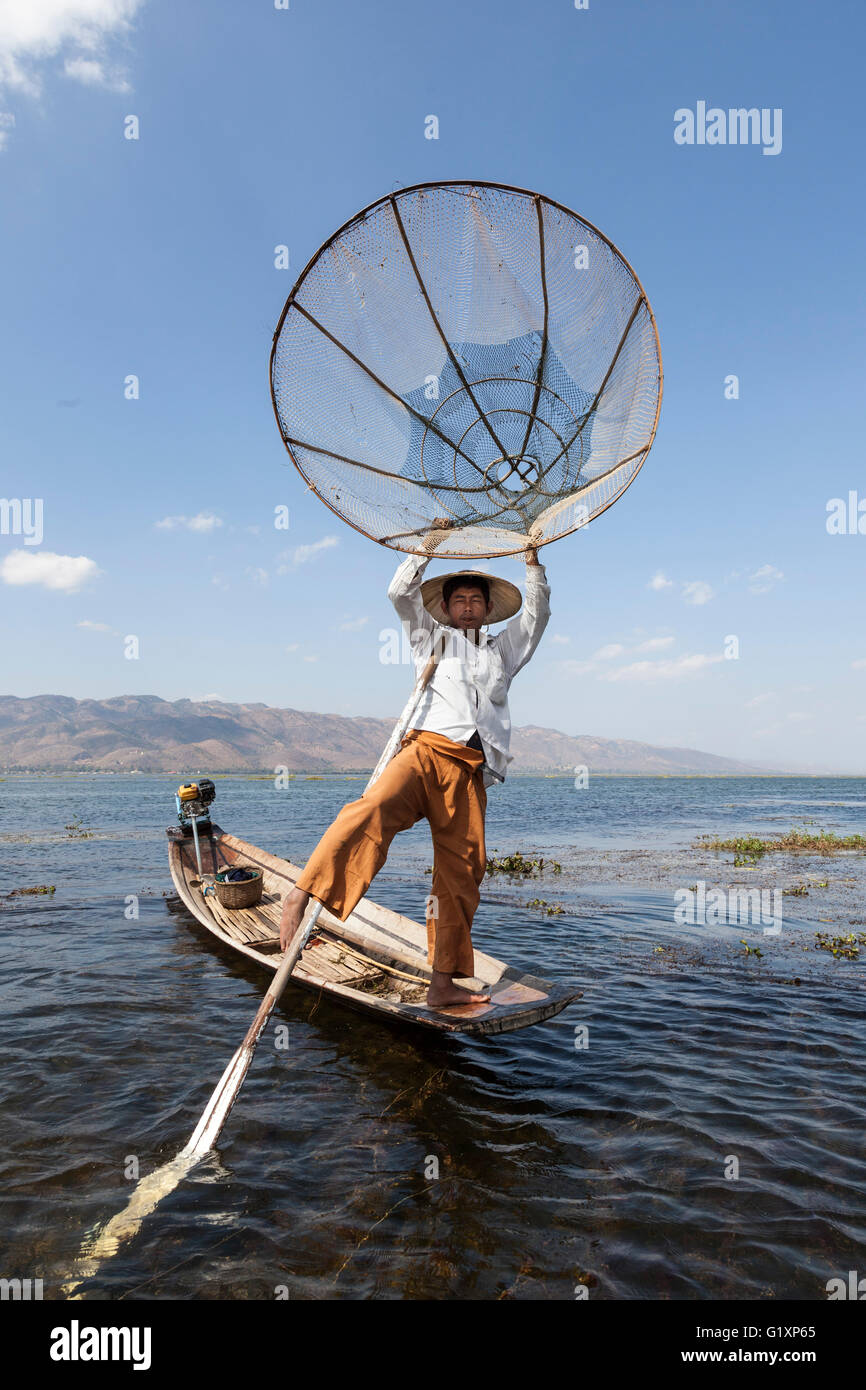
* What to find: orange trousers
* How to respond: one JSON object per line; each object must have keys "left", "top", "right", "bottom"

{"left": 294, "top": 728, "right": 487, "bottom": 977}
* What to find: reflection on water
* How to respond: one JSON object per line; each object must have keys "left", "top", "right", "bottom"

{"left": 0, "top": 774, "right": 864, "bottom": 1299}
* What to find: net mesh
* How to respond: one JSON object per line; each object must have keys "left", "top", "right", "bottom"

{"left": 270, "top": 182, "right": 662, "bottom": 558}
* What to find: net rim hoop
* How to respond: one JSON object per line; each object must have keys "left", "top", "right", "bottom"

{"left": 269, "top": 179, "right": 663, "bottom": 559}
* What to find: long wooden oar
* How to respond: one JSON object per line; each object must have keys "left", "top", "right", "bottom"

{"left": 181, "top": 899, "right": 326, "bottom": 1156}
{"left": 64, "top": 612, "right": 445, "bottom": 1293}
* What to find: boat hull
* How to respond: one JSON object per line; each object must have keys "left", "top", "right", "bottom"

{"left": 167, "top": 823, "right": 581, "bottom": 1037}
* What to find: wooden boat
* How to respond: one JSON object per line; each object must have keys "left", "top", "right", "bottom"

{"left": 167, "top": 823, "right": 581, "bottom": 1037}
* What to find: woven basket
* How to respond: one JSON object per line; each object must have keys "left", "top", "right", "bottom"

{"left": 215, "top": 869, "right": 263, "bottom": 909}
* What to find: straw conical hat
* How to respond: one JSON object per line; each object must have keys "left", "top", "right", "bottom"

{"left": 420, "top": 571, "right": 522, "bottom": 627}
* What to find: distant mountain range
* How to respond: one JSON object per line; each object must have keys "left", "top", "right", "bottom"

{"left": 0, "top": 694, "right": 778, "bottom": 775}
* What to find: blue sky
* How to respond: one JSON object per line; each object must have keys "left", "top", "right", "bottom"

{"left": 1, "top": 0, "right": 864, "bottom": 772}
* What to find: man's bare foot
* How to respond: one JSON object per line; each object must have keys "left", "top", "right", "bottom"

{"left": 426, "top": 970, "right": 490, "bottom": 1009}
{"left": 279, "top": 885, "right": 311, "bottom": 950}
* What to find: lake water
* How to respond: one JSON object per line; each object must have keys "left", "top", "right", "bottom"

{"left": 1, "top": 773, "right": 865, "bottom": 1300}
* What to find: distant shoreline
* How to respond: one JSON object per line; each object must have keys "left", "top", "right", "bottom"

{"left": 3, "top": 770, "right": 865, "bottom": 780}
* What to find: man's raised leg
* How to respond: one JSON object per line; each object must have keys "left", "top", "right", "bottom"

{"left": 279, "top": 885, "right": 312, "bottom": 950}
{"left": 278, "top": 737, "right": 427, "bottom": 952}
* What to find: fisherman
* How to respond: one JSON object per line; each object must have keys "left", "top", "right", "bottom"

{"left": 278, "top": 521, "right": 551, "bottom": 1009}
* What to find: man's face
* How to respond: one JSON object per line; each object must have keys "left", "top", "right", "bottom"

{"left": 442, "top": 584, "right": 493, "bottom": 632}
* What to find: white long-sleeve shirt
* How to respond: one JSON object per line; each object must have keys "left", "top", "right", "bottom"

{"left": 387, "top": 555, "right": 551, "bottom": 788}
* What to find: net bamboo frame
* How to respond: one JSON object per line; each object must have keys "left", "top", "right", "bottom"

{"left": 270, "top": 181, "right": 662, "bottom": 559}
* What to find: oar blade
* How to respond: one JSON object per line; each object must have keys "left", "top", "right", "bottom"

{"left": 62, "top": 1151, "right": 200, "bottom": 1297}
{"left": 182, "top": 1042, "right": 254, "bottom": 1157}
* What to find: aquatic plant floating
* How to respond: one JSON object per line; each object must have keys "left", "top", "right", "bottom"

{"left": 270, "top": 181, "right": 663, "bottom": 559}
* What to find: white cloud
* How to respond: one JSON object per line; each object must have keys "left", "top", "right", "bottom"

{"left": 0, "top": 0, "right": 143, "bottom": 146}
{"left": 560, "top": 637, "right": 674, "bottom": 678}
{"left": 279, "top": 535, "right": 339, "bottom": 569}
{"left": 786, "top": 712, "right": 810, "bottom": 723}
{"left": 635, "top": 635, "right": 675, "bottom": 653}
{"left": 246, "top": 566, "right": 268, "bottom": 586}
{"left": 303, "top": 654, "right": 318, "bottom": 663}
{"left": 1, "top": 548, "right": 100, "bottom": 592}
{"left": 748, "top": 563, "right": 784, "bottom": 594}
{"left": 852, "top": 659, "right": 866, "bottom": 671}
{"left": 285, "top": 643, "right": 299, "bottom": 653}
{"left": 156, "top": 512, "right": 223, "bottom": 533}
{"left": 648, "top": 571, "right": 673, "bottom": 591}
{"left": 339, "top": 615, "right": 369, "bottom": 631}
{"left": 77, "top": 618, "right": 111, "bottom": 630}
{"left": 550, "top": 634, "right": 571, "bottom": 645}
{"left": 558, "top": 636, "right": 727, "bottom": 684}
{"left": 63, "top": 54, "right": 128, "bottom": 89}
{"left": 682, "top": 580, "right": 714, "bottom": 606}
{"left": 745, "top": 692, "right": 776, "bottom": 707}
{"left": 602, "top": 653, "right": 725, "bottom": 683}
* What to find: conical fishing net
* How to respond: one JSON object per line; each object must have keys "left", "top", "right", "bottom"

{"left": 270, "top": 181, "right": 662, "bottom": 559}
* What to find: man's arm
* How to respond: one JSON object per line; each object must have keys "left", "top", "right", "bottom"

{"left": 386, "top": 520, "right": 455, "bottom": 653}
{"left": 387, "top": 553, "right": 435, "bottom": 637}
{"left": 495, "top": 545, "right": 551, "bottom": 678}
